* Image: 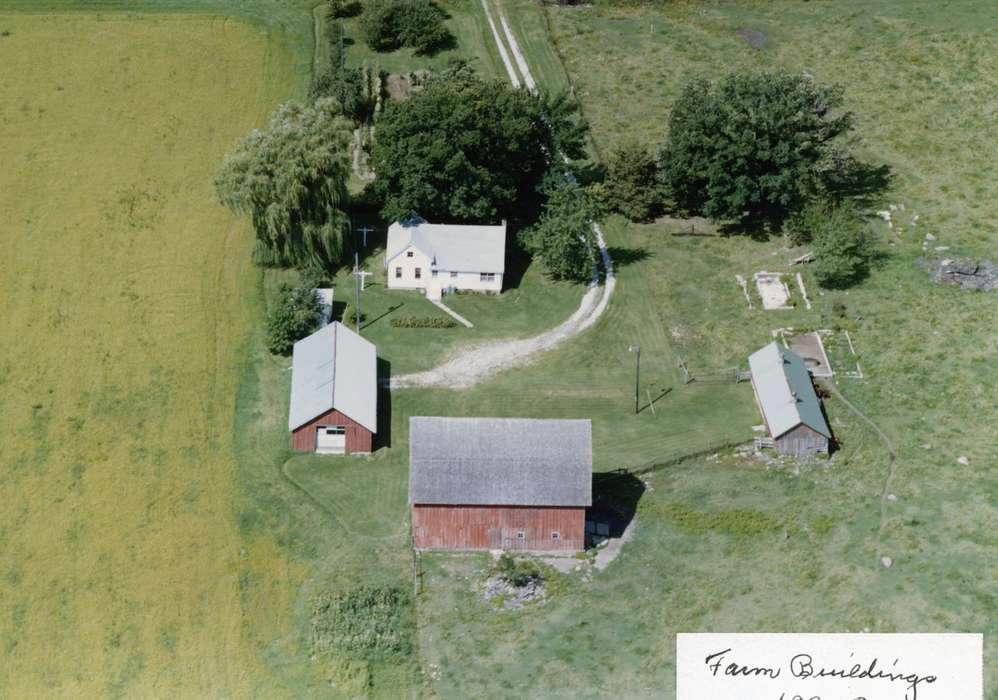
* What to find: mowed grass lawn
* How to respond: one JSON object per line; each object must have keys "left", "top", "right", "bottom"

{"left": 0, "top": 14, "right": 302, "bottom": 697}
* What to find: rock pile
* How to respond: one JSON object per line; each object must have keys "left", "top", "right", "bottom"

{"left": 481, "top": 574, "right": 545, "bottom": 610}
{"left": 920, "top": 257, "right": 998, "bottom": 291}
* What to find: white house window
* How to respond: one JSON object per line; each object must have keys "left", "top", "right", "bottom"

{"left": 395, "top": 267, "right": 402, "bottom": 279}
{"left": 450, "top": 271, "right": 458, "bottom": 279}
{"left": 432, "top": 270, "right": 438, "bottom": 278}
{"left": 551, "top": 532, "right": 560, "bottom": 540}
{"left": 480, "top": 272, "right": 496, "bottom": 282}
{"left": 516, "top": 531, "right": 525, "bottom": 540}
{"left": 415, "top": 267, "right": 422, "bottom": 279}
{"left": 406, "top": 251, "right": 414, "bottom": 258}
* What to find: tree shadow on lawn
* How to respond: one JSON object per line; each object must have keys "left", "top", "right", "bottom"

{"left": 588, "top": 471, "right": 646, "bottom": 542}
{"left": 606, "top": 246, "right": 651, "bottom": 268}
{"left": 376, "top": 357, "right": 392, "bottom": 450}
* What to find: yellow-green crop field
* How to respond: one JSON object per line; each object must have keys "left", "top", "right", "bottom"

{"left": 0, "top": 14, "right": 303, "bottom": 696}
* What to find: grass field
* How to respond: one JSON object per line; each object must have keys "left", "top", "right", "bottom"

{"left": 0, "top": 13, "right": 302, "bottom": 697}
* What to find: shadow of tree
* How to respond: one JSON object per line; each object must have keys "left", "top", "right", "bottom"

{"left": 606, "top": 246, "right": 652, "bottom": 267}
{"left": 588, "top": 471, "right": 646, "bottom": 542}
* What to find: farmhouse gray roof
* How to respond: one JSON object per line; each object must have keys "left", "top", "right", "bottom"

{"left": 748, "top": 341, "right": 831, "bottom": 439}
{"left": 385, "top": 216, "right": 506, "bottom": 273}
{"left": 288, "top": 322, "right": 377, "bottom": 433}
{"left": 408, "top": 417, "right": 592, "bottom": 507}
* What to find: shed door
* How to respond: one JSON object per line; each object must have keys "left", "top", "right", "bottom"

{"left": 316, "top": 425, "right": 346, "bottom": 454}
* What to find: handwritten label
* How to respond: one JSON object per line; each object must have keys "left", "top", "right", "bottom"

{"left": 677, "top": 633, "right": 982, "bottom": 700}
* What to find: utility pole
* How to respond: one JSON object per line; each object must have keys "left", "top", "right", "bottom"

{"left": 357, "top": 226, "right": 374, "bottom": 248}
{"left": 353, "top": 252, "right": 361, "bottom": 330}
{"left": 628, "top": 345, "right": 640, "bottom": 414}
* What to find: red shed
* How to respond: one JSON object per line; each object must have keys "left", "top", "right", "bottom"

{"left": 408, "top": 417, "right": 592, "bottom": 551}
{"left": 288, "top": 322, "right": 377, "bottom": 454}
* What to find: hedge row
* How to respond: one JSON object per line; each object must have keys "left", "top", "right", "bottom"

{"left": 389, "top": 316, "right": 457, "bottom": 329}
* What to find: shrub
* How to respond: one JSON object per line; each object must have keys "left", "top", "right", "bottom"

{"left": 266, "top": 285, "right": 321, "bottom": 355}
{"left": 519, "top": 178, "right": 596, "bottom": 283}
{"left": 812, "top": 205, "right": 875, "bottom": 289}
{"left": 340, "top": 304, "right": 367, "bottom": 325}
{"left": 327, "top": 0, "right": 361, "bottom": 19}
{"left": 389, "top": 316, "right": 457, "bottom": 328}
{"left": 361, "top": 0, "right": 451, "bottom": 56}
{"left": 311, "top": 585, "right": 413, "bottom": 661}
{"left": 603, "top": 141, "right": 662, "bottom": 222}
{"left": 494, "top": 553, "right": 542, "bottom": 588}
{"left": 311, "top": 22, "right": 381, "bottom": 123}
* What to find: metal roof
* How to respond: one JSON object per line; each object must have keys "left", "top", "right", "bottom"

{"left": 385, "top": 216, "right": 506, "bottom": 273}
{"left": 288, "top": 322, "right": 378, "bottom": 433}
{"left": 748, "top": 341, "right": 831, "bottom": 439}
{"left": 408, "top": 417, "right": 592, "bottom": 507}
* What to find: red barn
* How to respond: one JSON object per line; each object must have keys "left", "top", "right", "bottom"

{"left": 408, "top": 417, "right": 592, "bottom": 551}
{"left": 288, "top": 322, "right": 377, "bottom": 454}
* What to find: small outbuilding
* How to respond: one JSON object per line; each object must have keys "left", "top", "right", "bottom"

{"left": 384, "top": 215, "right": 506, "bottom": 300}
{"left": 288, "top": 322, "right": 377, "bottom": 454}
{"left": 408, "top": 417, "right": 592, "bottom": 551}
{"left": 748, "top": 341, "right": 831, "bottom": 456}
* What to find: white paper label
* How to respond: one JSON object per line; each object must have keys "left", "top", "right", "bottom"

{"left": 677, "top": 633, "right": 982, "bottom": 700}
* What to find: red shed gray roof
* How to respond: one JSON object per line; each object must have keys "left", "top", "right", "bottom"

{"left": 288, "top": 322, "right": 377, "bottom": 433}
{"left": 408, "top": 417, "right": 592, "bottom": 507}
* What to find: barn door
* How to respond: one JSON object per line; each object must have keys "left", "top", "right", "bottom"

{"left": 487, "top": 528, "right": 502, "bottom": 549}
{"left": 316, "top": 425, "right": 346, "bottom": 454}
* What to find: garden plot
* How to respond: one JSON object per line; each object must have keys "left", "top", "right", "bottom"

{"left": 754, "top": 271, "right": 793, "bottom": 309}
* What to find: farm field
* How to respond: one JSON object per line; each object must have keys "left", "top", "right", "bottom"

{"left": 0, "top": 13, "right": 300, "bottom": 697}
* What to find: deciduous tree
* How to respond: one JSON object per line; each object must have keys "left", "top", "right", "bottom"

{"left": 215, "top": 99, "right": 352, "bottom": 269}
{"left": 660, "top": 72, "right": 855, "bottom": 229}
{"left": 371, "top": 67, "right": 584, "bottom": 224}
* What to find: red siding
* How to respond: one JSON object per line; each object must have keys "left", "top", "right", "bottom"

{"left": 291, "top": 408, "right": 373, "bottom": 453}
{"left": 411, "top": 505, "right": 585, "bottom": 551}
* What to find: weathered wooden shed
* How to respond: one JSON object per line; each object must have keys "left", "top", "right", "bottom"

{"left": 408, "top": 417, "right": 592, "bottom": 551}
{"left": 288, "top": 322, "right": 377, "bottom": 454}
{"left": 748, "top": 341, "right": 831, "bottom": 456}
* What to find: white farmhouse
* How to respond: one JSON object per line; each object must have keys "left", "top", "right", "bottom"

{"left": 384, "top": 215, "right": 506, "bottom": 300}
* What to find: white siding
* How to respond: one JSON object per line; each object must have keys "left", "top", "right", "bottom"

{"left": 386, "top": 246, "right": 503, "bottom": 294}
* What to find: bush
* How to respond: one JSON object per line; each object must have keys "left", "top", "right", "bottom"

{"left": 311, "top": 585, "right": 413, "bottom": 661}
{"left": 361, "top": 0, "right": 451, "bottom": 56}
{"left": 494, "top": 553, "right": 542, "bottom": 588}
{"left": 811, "top": 204, "right": 875, "bottom": 289}
{"left": 389, "top": 316, "right": 457, "bottom": 328}
{"left": 266, "top": 285, "right": 321, "bottom": 355}
{"left": 340, "top": 304, "right": 367, "bottom": 326}
{"left": 602, "top": 141, "right": 662, "bottom": 222}
{"left": 327, "top": 0, "right": 361, "bottom": 18}
{"left": 519, "top": 178, "right": 596, "bottom": 283}
{"left": 311, "top": 22, "right": 381, "bottom": 123}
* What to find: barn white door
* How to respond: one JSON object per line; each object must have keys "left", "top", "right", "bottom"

{"left": 316, "top": 425, "right": 346, "bottom": 454}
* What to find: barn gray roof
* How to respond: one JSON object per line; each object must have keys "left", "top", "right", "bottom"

{"left": 288, "top": 322, "right": 377, "bottom": 433}
{"left": 385, "top": 216, "right": 506, "bottom": 273}
{"left": 408, "top": 417, "right": 592, "bottom": 506}
{"left": 749, "top": 341, "right": 830, "bottom": 439}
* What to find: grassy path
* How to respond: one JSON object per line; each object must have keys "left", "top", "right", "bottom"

{"left": 821, "top": 380, "right": 900, "bottom": 568}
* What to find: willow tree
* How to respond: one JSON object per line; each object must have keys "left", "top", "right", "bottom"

{"left": 215, "top": 98, "right": 352, "bottom": 268}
